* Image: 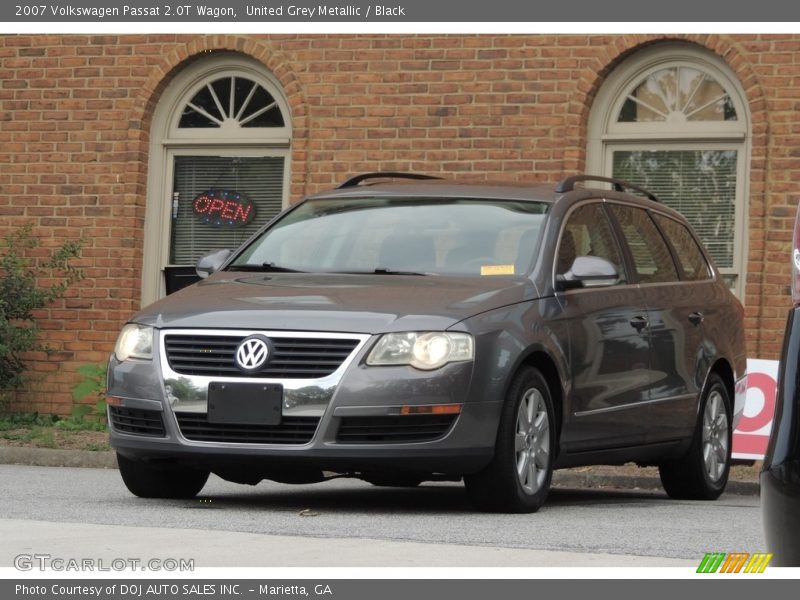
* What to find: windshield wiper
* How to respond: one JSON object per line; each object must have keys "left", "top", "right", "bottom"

{"left": 229, "top": 262, "right": 305, "bottom": 273}
{"left": 372, "top": 267, "right": 428, "bottom": 276}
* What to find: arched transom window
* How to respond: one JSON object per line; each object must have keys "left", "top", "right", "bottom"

{"left": 179, "top": 75, "right": 286, "bottom": 129}
{"left": 587, "top": 44, "right": 750, "bottom": 296}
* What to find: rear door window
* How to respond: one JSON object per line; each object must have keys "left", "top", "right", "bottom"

{"left": 653, "top": 214, "right": 712, "bottom": 281}
{"left": 608, "top": 204, "right": 679, "bottom": 284}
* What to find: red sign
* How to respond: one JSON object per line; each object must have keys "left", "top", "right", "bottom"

{"left": 732, "top": 359, "right": 778, "bottom": 460}
{"left": 193, "top": 190, "right": 256, "bottom": 228}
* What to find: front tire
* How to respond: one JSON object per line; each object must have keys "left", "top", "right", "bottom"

{"left": 117, "top": 453, "right": 210, "bottom": 499}
{"left": 464, "top": 366, "right": 556, "bottom": 513}
{"left": 659, "top": 373, "right": 732, "bottom": 500}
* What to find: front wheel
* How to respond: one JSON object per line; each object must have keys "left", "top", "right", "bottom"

{"left": 659, "top": 373, "right": 732, "bottom": 500}
{"left": 464, "top": 366, "right": 556, "bottom": 513}
{"left": 117, "top": 453, "right": 210, "bottom": 499}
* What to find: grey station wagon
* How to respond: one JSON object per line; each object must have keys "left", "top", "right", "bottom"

{"left": 108, "top": 173, "right": 747, "bottom": 512}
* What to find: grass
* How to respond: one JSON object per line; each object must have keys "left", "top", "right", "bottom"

{"left": 0, "top": 412, "right": 110, "bottom": 451}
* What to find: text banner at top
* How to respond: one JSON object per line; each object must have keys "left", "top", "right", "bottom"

{"left": 4, "top": 0, "right": 800, "bottom": 22}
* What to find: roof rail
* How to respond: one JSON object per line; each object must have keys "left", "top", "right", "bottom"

{"left": 555, "top": 175, "right": 659, "bottom": 203}
{"left": 337, "top": 172, "right": 443, "bottom": 189}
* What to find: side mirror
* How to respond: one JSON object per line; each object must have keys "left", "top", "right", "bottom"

{"left": 556, "top": 256, "right": 619, "bottom": 290}
{"left": 195, "top": 249, "right": 232, "bottom": 279}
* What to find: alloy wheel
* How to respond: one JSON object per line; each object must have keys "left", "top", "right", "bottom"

{"left": 703, "top": 389, "right": 729, "bottom": 483}
{"left": 515, "top": 387, "right": 551, "bottom": 495}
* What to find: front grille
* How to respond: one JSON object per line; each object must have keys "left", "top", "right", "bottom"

{"left": 336, "top": 414, "right": 458, "bottom": 444}
{"left": 109, "top": 407, "right": 166, "bottom": 437}
{"left": 176, "top": 413, "right": 320, "bottom": 444}
{"left": 164, "top": 334, "right": 360, "bottom": 379}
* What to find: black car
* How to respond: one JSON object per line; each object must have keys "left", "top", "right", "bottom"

{"left": 760, "top": 202, "right": 800, "bottom": 565}
{"left": 108, "top": 173, "right": 747, "bottom": 512}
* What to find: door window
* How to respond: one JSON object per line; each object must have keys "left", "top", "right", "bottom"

{"left": 609, "top": 205, "right": 679, "bottom": 284}
{"left": 653, "top": 213, "right": 712, "bottom": 281}
{"left": 557, "top": 203, "right": 627, "bottom": 284}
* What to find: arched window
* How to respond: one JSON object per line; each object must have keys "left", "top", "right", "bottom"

{"left": 587, "top": 44, "right": 750, "bottom": 296}
{"left": 142, "top": 53, "right": 291, "bottom": 303}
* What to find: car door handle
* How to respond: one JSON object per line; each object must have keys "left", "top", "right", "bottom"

{"left": 629, "top": 315, "right": 649, "bottom": 332}
{"left": 688, "top": 311, "right": 704, "bottom": 326}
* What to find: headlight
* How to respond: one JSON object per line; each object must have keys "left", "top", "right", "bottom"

{"left": 366, "top": 332, "right": 474, "bottom": 370}
{"left": 114, "top": 324, "right": 154, "bottom": 361}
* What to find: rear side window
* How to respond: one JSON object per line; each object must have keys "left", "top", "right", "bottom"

{"left": 653, "top": 214, "right": 712, "bottom": 281}
{"left": 609, "top": 204, "right": 678, "bottom": 284}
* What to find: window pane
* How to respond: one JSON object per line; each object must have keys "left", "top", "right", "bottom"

{"left": 617, "top": 66, "right": 736, "bottom": 123}
{"left": 609, "top": 205, "right": 678, "bottom": 284}
{"left": 170, "top": 156, "right": 285, "bottom": 265}
{"left": 178, "top": 76, "right": 285, "bottom": 129}
{"left": 559, "top": 204, "right": 626, "bottom": 283}
{"left": 612, "top": 149, "right": 737, "bottom": 268}
{"left": 179, "top": 85, "right": 223, "bottom": 128}
{"left": 653, "top": 214, "right": 711, "bottom": 281}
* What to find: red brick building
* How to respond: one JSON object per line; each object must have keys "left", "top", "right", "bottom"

{"left": 0, "top": 33, "right": 795, "bottom": 413}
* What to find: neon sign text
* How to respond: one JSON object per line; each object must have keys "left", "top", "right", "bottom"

{"left": 193, "top": 191, "right": 256, "bottom": 228}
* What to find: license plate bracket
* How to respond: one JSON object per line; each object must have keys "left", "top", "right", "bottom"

{"left": 207, "top": 382, "right": 283, "bottom": 425}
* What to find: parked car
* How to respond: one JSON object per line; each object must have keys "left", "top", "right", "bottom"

{"left": 108, "top": 173, "right": 747, "bottom": 512}
{"left": 760, "top": 201, "right": 800, "bottom": 565}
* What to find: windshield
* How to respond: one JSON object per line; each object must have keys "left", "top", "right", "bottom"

{"left": 229, "top": 197, "right": 549, "bottom": 277}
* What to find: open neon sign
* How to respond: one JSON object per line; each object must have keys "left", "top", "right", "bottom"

{"left": 193, "top": 190, "right": 256, "bottom": 228}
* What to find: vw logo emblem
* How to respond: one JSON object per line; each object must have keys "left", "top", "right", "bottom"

{"left": 235, "top": 336, "right": 271, "bottom": 372}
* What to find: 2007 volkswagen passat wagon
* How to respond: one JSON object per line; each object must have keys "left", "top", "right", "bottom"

{"left": 108, "top": 173, "right": 747, "bottom": 512}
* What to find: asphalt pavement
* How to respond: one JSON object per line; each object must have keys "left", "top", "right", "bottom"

{"left": 1, "top": 457, "right": 765, "bottom": 567}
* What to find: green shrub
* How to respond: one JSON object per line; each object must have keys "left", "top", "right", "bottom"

{"left": 71, "top": 363, "right": 108, "bottom": 424}
{"left": 0, "top": 224, "right": 83, "bottom": 395}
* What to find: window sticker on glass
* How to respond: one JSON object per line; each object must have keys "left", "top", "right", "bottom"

{"left": 480, "top": 265, "right": 515, "bottom": 276}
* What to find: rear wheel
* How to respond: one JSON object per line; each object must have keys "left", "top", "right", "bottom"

{"left": 464, "top": 366, "right": 556, "bottom": 513}
{"left": 659, "top": 373, "right": 731, "bottom": 500}
{"left": 117, "top": 453, "right": 209, "bottom": 499}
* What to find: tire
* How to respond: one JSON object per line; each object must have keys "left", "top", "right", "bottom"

{"left": 659, "top": 373, "right": 732, "bottom": 500}
{"left": 464, "top": 366, "right": 556, "bottom": 513}
{"left": 117, "top": 453, "right": 209, "bottom": 499}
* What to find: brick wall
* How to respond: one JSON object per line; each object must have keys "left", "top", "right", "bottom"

{"left": 0, "top": 33, "right": 796, "bottom": 413}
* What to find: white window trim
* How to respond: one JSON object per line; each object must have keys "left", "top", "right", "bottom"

{"left": 586, "top": 43, "right": 750, "bottom": 299}
{"left": 142, "top": 54, "right": 292, "bottom": 305}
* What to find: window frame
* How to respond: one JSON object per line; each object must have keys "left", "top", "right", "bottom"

{"left": 141, "top": 54, "right": 292, "bottom": 305}
{"left": 586, "top": 43, "right": 750, "bottom": 299}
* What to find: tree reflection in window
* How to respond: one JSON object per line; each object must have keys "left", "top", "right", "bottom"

{"left": 618, "top": 67, "right": 737, "bottom": 123}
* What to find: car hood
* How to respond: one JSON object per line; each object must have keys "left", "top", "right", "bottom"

{"left": 132, "top": 272, "right": 539, "bottom": 334}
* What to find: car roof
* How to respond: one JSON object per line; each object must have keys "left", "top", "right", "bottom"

{"left": 309, "top": 180, "right": 562, "bottom": 203}
{"left": 307, "top": 177, "right": 675, "bottom": 217}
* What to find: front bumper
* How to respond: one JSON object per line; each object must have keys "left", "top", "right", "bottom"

{"left": 108, "top": 328, "right": 500, "bottom": 477}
